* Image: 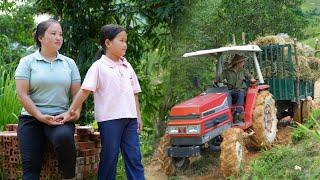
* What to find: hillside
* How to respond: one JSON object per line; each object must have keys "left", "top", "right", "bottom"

{"left": 302, "top": 0, "right": 320, "bottom": 49}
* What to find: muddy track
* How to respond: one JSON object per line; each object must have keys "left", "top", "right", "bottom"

{"left": 144, "top": 126, "right": 293, "bottom": 180}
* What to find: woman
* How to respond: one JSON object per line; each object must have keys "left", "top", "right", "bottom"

{"left": 15, "top": 19, "right": 80, "bottom": 180}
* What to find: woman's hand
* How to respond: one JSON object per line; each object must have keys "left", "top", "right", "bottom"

{"left": 37, "top": 114, "right": 62, "bottom": 126}
{"left": 54, "top": 110, "right": 79, "bottom": 123}
{"left": 137, "top": 118, "right": 143, "bottom": 134}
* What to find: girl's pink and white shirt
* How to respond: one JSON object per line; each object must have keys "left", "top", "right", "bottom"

{"left": 81, "top": 55, "right": 141, "bottom": 122}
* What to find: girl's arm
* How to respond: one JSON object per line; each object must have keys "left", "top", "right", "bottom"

{"left": 16, "top": 79, "right": 62, "bottom": 125}
{"left": 56, "top": 89, "right": 91, "bottom": 123}
{"left": 70, "top": 89, "right": 91, "bottom": 112}
{"left": 70, "top": 82, "right": 82, "bottom": 120}
{"left": 135, "top": 93, "right": 143, "bottom": 134}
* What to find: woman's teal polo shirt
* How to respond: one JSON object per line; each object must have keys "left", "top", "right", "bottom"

{"left": 15, "top": 50, "right": 81, "bottom": 116}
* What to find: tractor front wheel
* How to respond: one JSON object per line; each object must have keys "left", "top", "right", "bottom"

{"left": 152, "top": 134, "right": 176, "bottom": 176}
{"left": 251, "top": 91, "right": 278, "bottom": 149}
{"left": 220, "top": 128, "right": 245, "bottom": 178}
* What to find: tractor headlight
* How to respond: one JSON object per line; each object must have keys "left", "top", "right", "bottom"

{"left": 187, "top": 125, "right": 201, "bottom": 134}
{"left": 166, "top": 126, "right": 179, "bottom": 134}
{"left": 166, "top": 125, "right": 201, "bottom": 134}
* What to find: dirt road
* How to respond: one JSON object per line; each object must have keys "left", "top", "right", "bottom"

{"left": 144, "top": 126, "right": 293, "bottom": 180}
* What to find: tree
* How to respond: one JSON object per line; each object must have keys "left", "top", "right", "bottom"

{"left": 0, "top": 4, "right": 35, "bottom": 46}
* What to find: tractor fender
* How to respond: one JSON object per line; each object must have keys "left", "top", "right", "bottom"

{"left": 244, "top": 85, "right": 270, "bottom": 128}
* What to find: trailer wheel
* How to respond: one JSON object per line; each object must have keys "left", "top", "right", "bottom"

{"left": 251, "top": 91, "right": 278, "bottom": 148}
{"left": 220, "top": 128, "right": 245, "bottom": 178}
{"left": 152, "top": 134, "right": 176, "bottom": 176}
{"left": 302, "top": 98, "right": 313, "bottom": 122}
{"left": 173, "top": 157, "right": 190, "bottom": 171}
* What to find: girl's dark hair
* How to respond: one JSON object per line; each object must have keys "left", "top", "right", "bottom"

{"left": 34, "top": 19, "right": 60, "bottom": 48}
{"left": 94, "top": 24, "right": 126, "bottom": 60}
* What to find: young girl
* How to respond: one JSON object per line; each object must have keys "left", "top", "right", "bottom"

{"left": 15, "top": 19, "right": 81, "bottom": 179}
{"left": 59, "top": 24, "right": 144, "bottom": 180}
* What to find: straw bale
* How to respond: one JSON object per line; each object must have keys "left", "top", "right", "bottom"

{"left": 251, "top": 34, "right": 320, "bottom": 81}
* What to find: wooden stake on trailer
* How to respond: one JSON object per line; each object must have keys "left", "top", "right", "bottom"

{"left": 242, "top": 32, "right": 246, "bottom": 45}
{"left": 293, "top": 38, "right": 302, "bottom": 123}
{"left": 232, "top": 34, "right": 236, "bottom": 45}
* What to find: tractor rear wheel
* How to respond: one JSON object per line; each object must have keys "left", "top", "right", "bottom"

{"left": 152, "top": 134, "right": 176, "bottom": 176}
{"left": 220, "top": 128, "right": 245, "bottom": 178}
{"left": 251, "top": 91, "right": 278, "bottom": 149}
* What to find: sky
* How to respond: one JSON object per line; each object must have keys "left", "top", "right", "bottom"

{"left": 34, "top": 13, "right": 50, "bottom": 24}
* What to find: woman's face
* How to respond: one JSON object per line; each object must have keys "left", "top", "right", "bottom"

{"left": 39, "top": 23, "right": 63, "bottom": 51}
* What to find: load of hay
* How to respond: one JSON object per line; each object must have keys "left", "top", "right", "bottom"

{"left": 251, "top": 34, "right": 320, "bottom": 81}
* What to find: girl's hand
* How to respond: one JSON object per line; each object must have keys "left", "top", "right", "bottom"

{"left": 137, "top": 118, "right": 143, "bottom": 134}
{"left": 37, "top": 114, "right": 62, "bottom": 126}
{"left": 55, "top": 110, "right": 79, "bottom": 123}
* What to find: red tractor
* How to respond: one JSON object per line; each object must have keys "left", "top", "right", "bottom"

{"left": 160, "top": 45, "right": 278, "bottom": 177}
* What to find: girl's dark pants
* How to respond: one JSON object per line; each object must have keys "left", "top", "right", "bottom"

{"left": 98, "top": 118, "right": 145, "bottom": 180}
{"left": 17, "top": 115, "right": 76, "bottom": 180}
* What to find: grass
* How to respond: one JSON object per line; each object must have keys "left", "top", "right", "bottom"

{"left": 241, "top": 109, "right": 320, "bottom": 179}
{"left": 243, "top": 140, "right": 320, "bottom": 179}
{"left": 0, "top": 63, "right": 20, "bottom": 131}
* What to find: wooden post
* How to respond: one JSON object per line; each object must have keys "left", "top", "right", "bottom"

{"left": 315, "top": 39, "right": 319, "bottom": 57}
{"left": 293, "top": 102, "right": 302, "bottom": 123}
{"left": 242, "top": 32, "right": 246, "bottom": 45}
{"left": 232, "top": 34, "right": 236, "bottom": 45}
{"left": 293, "top": 39, "right": 301, "bottom": 123}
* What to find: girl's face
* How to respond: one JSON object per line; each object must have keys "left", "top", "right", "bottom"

{"left": 106, "top": 31, "right": 127, "bottom": 59}
{"left": 39, "top": 23, "right": 63, "bottom": 51}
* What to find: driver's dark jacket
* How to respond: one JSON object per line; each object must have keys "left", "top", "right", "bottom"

{"left": 220, "top": 68, "right": 253, "bottom": 90}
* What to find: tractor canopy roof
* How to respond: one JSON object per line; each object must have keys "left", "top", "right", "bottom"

{"left": 182, "top": 45, "right": 261, "bottom": 58}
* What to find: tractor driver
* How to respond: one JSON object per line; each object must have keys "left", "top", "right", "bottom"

{"left": 219, "top": 54, "right": 255, "bottom": 123}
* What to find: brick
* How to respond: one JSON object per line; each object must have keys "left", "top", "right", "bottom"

{"left": 76, "top": 157, "right": 85, "bottom": 165}
{"left": 90, "top": 132, "right": 100, "bottom": 142}
{"left": 74, "top": 134, "right": 79, "bottom": 142}
{"left": 95, "top": 142, "right": 102, "bottom": 148}
{"left": 77, "top": 135, "right": 90, "bottom": 142}
{"left": 5, "top": 124, "right": 18, "bottom": 132}
{"left": 76, "top": 126, "right": 94, "bottom": 136}
{"left": 78, "top": 149, "right": 94, "bottom": 157}
{"left": 76, "top": 172, "right": 83, "bottom": 180}
{"left": 76, "top": 141, "right": 95, "bottom": 150}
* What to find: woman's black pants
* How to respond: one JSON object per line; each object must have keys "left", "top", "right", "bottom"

{"left": 17, "top": 115, "right": 76, "bottom": 180}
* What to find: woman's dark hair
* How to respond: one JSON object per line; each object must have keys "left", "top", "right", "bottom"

{"left": 34, "top": 19, "right": 60, "bottom": 48}
{"left": 94, "top": 24, "right": 126, "bottom": 60}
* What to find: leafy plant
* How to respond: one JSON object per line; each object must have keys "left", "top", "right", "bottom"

{"left": 297, "top": 114, "right": 320, "bottom": 142}
{"left": 292, "top": 109, "right": 320, "bottom": 142}
{"left": 0, "top": 63, "right": 20, "bottom": 130}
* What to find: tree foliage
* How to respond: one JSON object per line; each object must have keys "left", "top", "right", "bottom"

{"left": 33, "top": 0, "right": 188, "bottom": 128}
{"left": 165, "top": 0, "right": 309, "bottom": 113}
{"left": 215, "top": 0, "right": 308, "bottom": 45}
{"left": 0, "top": 4, "right": 35, "bottom": 46}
